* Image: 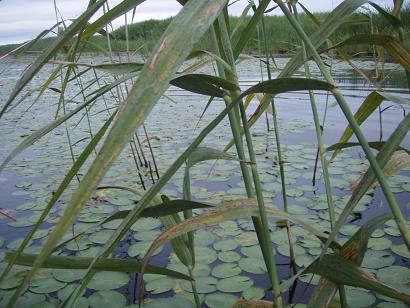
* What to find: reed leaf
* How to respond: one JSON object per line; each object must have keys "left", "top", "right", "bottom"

{"left": 5, "top": 253, "right": 191, "bottom": 280}
{"left": 306, "top": 254, "right": 410, "bottom": 304}
{"left": 327, "top": 34, "right": 410, "bottom": 71}
{"left": 49, "top": 60, "right": 144, "bottom": 75}
{"left": 330, "top": 91, "right": 406, "bottom": 160}
{"left": 81, "top": 0, "right": 145, "bottom": 40}
{"left": 327, "top": 141, "right": 409, "bottom": 153}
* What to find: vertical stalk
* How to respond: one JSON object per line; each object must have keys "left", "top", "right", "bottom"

{"left": 261, "top": 13, "right": 298, "bottom": 278}
{"left": 215, "top": 13, "right": 284, "bottom": 307}
{"left": 275, "top": 0, "right": 410, "bottom": 252}
{"left": 292, "top": 3, "right": 344, "bottom": 304}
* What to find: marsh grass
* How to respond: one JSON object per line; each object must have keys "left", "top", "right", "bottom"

{"left": 0, "top": 0, "right": 409, "bottom": 307}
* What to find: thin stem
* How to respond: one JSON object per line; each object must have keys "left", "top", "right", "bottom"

{"left": 216, "top": 12, "right": 284, "bottom": 307}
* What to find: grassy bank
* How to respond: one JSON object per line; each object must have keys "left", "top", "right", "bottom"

{"left": 1, "top": 5, "right": 409, "bottom": 56}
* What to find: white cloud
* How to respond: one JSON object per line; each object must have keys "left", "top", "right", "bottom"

{"left": 0, "top": 0, "right": 393, "bottom": 45}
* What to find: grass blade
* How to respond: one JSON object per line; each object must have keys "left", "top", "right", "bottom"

{"left": 6, "top": 253, "right": 191, "bottom": 280}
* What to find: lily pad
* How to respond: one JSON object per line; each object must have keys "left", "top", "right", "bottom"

{"left": 377, "top": 266, "right": 410, "bottom": 285}
{"left": 213, "top": 239, "right": 238, "bottom": 251}
{"left": 362, "top": 250, "right": 395, "bottom": 269}
{"left": 181, "top": 277, "right": 217, "bottom": 294}
{"left": 88, "top": 290, "right": 126, "bottom": 307}
{"left": 146, "top": 277, "right": 175, "bottom": 294}
{"left": 29, "top": 277, "right": 66, "bottom": 294}
{"left": 211, "top": 263, "right": 241, "bottom": 279}
{"left": 216, "top": 275, "right": 253, "bottom": 292}
{"left": 88, "top": 271, "right": 129, "bottom": 290}
{"left": 218, "top": 251, "right": 241, "bottom": 263}
{"left": 345, "top": 288, "right": 376, "bottom": 307}
{"left": 368, "top": 237, "right": 392, "bottom": 251}
{"left": 128, "top": 241, "right": 163, "bottom": 258}
{"left": 238, "top": 258, "right": 267, "bottom": 274}
{"left": 243, "top": 287, "right": 265, "bottom": 300}
{"left": 131, "top": 218, "right": 162, "bottom": 232}
{"left": 391, "top": 244, "right": 410, "bottom": 259}
{"left": 204, "top": 293, "right": 238, "bottom": 308}
{"left": 52, "top": 269, "right": 86, "bottom": 283}
{"left": 142, "top": 297, "right": 194, "bottom": 308}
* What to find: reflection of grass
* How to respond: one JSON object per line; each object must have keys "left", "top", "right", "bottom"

{"left": 1, "top": 6, "right": 409, "bottom": 55}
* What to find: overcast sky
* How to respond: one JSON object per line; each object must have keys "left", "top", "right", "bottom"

{"left": 0, "top": 0, "right": 393, "bottom": 45}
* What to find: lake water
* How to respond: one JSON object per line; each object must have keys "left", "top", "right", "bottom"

{"left": 0, "top": 55, "right": 409, "bottom": 307}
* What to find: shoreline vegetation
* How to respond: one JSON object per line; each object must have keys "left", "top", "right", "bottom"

{"left": 1, "top": 7, "right": 409, "bottom": 57}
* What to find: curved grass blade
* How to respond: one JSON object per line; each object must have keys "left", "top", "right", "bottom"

{"left": 49, "top": 60, "right": 145, "bottom": 75}
{"left": 368, "top": 2, "right": 403, "bottom": 30}
{"left": 0, "top": 0, "right": 107, "bottom": 118}
{"left": 326, "top": 34, "right": 410, "bottom": 71}
{"left": 6, "top": 253, "right": 191, "bottom": 280}
{"left": 327, "top": 141, "right": 409, "bottom": 153}
{"left": 170, "top": 73, "right": 238, "bottom": 98}
{"left": 81, "top": 0, "right": 145, "bottom": 40}
{"left": 330, "top": 91, "right": 385, "bottom": 160}
{"left": 351, "top": 150, "right": 410, "bottom": 192}
{"left": 140, "top": 198, "right": 331, "bottom": 279}
{"left": 306, "top": 254, "right": 410, "bottom": 304}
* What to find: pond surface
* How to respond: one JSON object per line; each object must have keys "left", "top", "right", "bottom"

{"left": 0, "top": 55, "right": 409, "bottom": 307}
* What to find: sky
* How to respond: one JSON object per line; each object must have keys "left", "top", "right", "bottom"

{"left": 0, "top": 0, "right": 394, "bottom": 45}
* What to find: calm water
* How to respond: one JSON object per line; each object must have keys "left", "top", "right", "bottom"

{"left": 0, "top": 55, "right": 409, "bottom": 307}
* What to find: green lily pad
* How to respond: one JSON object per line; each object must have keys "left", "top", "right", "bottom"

{"left": 128, "top": 241, "right": 163, "bottom": 258}
{"left": 57, "top": 284, "right": 85, "bottom": 301}
{"left": 204, "top": 293, "right": 238, "bottom": 308}
{"left": 131, "top": 218, "right": 162, "bottom": 232}
{"left": 238, "top": 258, "right": 267, "bottom": 274}
{"left": 345, "top": 288, "right": 376, "bottom": 307}
{"left": 52, "top": 269, "right": 86, "bottom": 283}
{"left": 66, "top": 239, "right": 92, "bottom": 251}
{"left": 0, "top": 272, "right": 25, "bottom": 290}
{"left": 89, "top": 229, "right": 115, "bottom": 244}
{"left": 195, "top": 246, "right": 217, "bottom": 264}
{"left": 368, "top": 237, "right": 392, "bottom": 251}
{"left": 146, "top": 277, "right": 175, "bottom": 294}
{"left": 235, "top": 232, "right": 258, "bottom": 247}
{"left": 142, "top": 297, "right": 194, "bottom": 308}
{"left": 217, "top": 275, "right": 253, "bottom": 292}
{"left": 195, "top": 230, "right": 219, "bottom": 246}
{"left": 29, "top": 277, "right": 66, "bottom": 294}
{"left": 243, "top": 286, "right": 265, "bottom": 300}
{"left": 89, "top": 204, "right": 113, "bottom": 214}
{"left": 88, "top": 290, "right": 126, "bottom": 307}
{"left": 377, "top": 266, "right": 410, "bottom": 285}
{"left": 211, "top": 263, "right": 241, "bottom": 279}
{"left": 133, "top": 230, "right": 161, "bottom": 241}
{"left": 88, "top": 271, "right": 129, "bottom": 290}
{"left": 218, "top": 251, "right": 241, "bottom": 263}
{"left": 362, "top": 250, "right": 395, "bottom": 269}
{"left": 241, "top": 246, "right": 264, "bottom": 259}
{"left": 181, "top": 277, "right": 217, "bottom": 294}
{"left": 391, "top": 244, "right": 410, "bottom": 259}
{"left": 213, "top": 239, "right": 238, "bottom": 251}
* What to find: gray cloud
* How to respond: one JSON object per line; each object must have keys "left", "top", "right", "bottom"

{"left": 0, "top": 0, "right": 392, "bottom": 45}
